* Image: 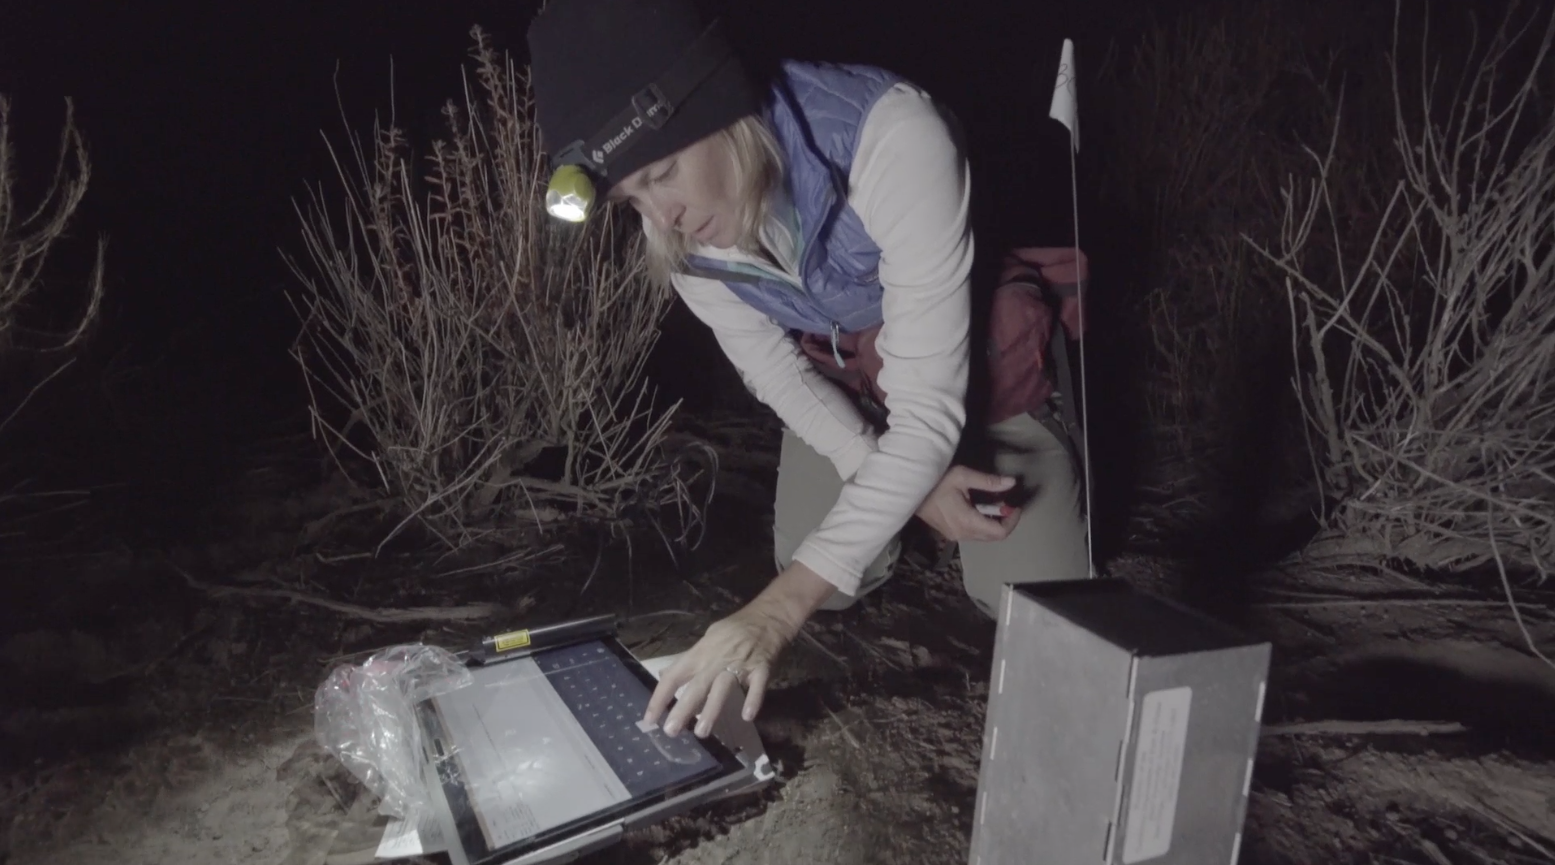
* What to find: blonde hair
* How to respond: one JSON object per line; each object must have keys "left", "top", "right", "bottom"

{"left": 639, "top": 115, "right": 784, "bottom": 288}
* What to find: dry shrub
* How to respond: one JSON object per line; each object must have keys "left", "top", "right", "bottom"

{"left": 0, "top": 95, "right": 106, "bottom": 434}
{"left": 1250, "top": 1, "right": 1555, "bottom": 578}
{"left": 1093, "top": 0, "right": 1305, "bottom": 464}
{"left": 286, "top": 29, "right": 703, "bottom": 552}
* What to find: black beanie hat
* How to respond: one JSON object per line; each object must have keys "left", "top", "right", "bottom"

{"left": 527, "top": 0, "right": 762, "bottom": 191}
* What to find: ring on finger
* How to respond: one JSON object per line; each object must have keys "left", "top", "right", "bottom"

{"left": 723, "top": 665, "right": 745, "bottom": 683}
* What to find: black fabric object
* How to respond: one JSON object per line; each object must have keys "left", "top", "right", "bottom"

{"left": 527, "top": 0, "right": 761, "bottom": 191}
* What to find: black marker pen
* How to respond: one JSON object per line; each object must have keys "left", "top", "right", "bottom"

{"left": 471, "top": 613, "right": 619, "bottom": 664}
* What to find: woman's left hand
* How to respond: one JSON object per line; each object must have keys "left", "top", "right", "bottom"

{"left": 916, "top": 466, "right": 1024, "bottom": 542}
{"left": 643, "top": 600, "right": 797, "bottom": 737}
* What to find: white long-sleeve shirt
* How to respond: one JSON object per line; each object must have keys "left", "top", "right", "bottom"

{"left": 670, "top": 82, "right": 974, "bottom": 595}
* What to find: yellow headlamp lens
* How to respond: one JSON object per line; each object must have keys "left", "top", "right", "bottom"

{"left": 545, "top": 164, "right": 595, "bottom": 222}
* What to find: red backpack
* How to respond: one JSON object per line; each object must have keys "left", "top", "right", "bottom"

{"left": 795, "top": 245, "right": 1087, "bottom": 433}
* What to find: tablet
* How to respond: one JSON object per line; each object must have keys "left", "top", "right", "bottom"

{"left": 417, "top": 637, "right": 749, "bottom": 864}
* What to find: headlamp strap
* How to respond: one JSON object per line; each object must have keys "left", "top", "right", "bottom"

{"left": 552, "top": 19, "right": 735, "bottom": 174}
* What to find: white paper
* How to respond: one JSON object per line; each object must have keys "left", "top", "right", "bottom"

{"left": 375, "top": 811, "right": 446, "bottom": 858}
{"left": 1048, "top": 38, "right": 1080, "bottom": 151}
{"left": 1122, "top": 686, "right": 1192, "bottom": 863}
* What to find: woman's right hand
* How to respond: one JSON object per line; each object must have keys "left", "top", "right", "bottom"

{"left": 915, "top": 466, "right": 1023, "bottom": 542}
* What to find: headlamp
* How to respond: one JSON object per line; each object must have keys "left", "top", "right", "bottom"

{"left": 546, "top": 164, "right": 594, "bottom": 222}
{"left": 541, "top": 20, "right": 732, "bottom": 222}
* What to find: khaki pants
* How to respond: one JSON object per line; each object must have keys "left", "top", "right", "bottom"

{"left": 772, "top": 411, "right": 1090, "bottom": 617}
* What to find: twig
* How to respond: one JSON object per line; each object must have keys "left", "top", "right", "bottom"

{"left": 1487, "top": 502, "right": 1555, "bottom": 672}
{"left": 822, "top": 702, "right": 862, "bottom": 749}
{"left": 1370, "top": 565, "right": 1441, "bottom": 592}
{"left": 623, "top": 624, "right": 676, "bottom": 653}
{"left": 1256, "top": 597, "right": 1539, "bottom": 610}
{"left": 1352, "top": 437, "right": 1552, "bottom": 529}
{"left": 318, "top": 647, "right": 380, "bottom": 666}
{"left": 1461, "top": 800, "right": 1555, "bottom": 861}
{"left": 576, "top": 536, "right": 606, "bottom": 597}
{"left": 319, "top": 773, "right": 351, "bottom": 815}
{"left": 0, "top": 358, "right": 76, "bottom": 434}
{"left": 315, "top": 550, "right": 372, "bottom": 564}
{"left": 429, "top": 543, "right": 563, "bottom": 579}
{"left": 1261, "top": 719, "right": 1468, "bottom": 737}
{"left": 0, "top": 96, "right": 106, "bottom": 375}
{"left": 1414, "top": 838, "right": 1453, "bottom": 865}
{"left": 623, "top": 609, "right": 699, "bottom": 622}
{"left": 844, "top": 630, "right": 905, "bottom": 671}
{"left": 301, "top": 499, "right": 389, "bottom": 539}
{"left": 170, "top": 561, "right": 511, "bottom": 624}
{"left": 799, "top": 626, "right": 849, "bottom": 670}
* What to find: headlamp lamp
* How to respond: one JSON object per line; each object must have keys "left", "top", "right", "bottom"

{"left": 542, "top": 20, "right": 731, "bottom": 222}
{"left": 545, "top": 164, "right": 594, "bottom": 223}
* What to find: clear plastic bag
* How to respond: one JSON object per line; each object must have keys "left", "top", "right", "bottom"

{"left": 313, "top": 643, "right": 473, "bottom": 822}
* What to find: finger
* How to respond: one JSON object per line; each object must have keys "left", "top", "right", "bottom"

{"left": 967, "top": 521, "right": 1009, "bottom": 542}
{"left": 998, "top": 506, "right": 1024, "bottom": 533}
{"left": 645, "top": 657, "right": 694, "bottom": 725}
{"left": 974, "top": 502, "right": 1015, "bottom": 519}
{"left": 963, "top": 507, "right": 1017, "bottom": 541}
{"left": 741, "top": 664, "right": 771, "bottom": 722}
{"left": 956, "top": 498, "right": 1009, "bottom": 534}
{"left": 663, "top": 671, "right": 715, "bottom": 737}
{"left": 696, "top": 669, "right": 736, "bottom": 738}
{"left": 955, "top": 467, "right": 1017, "bottom": 493}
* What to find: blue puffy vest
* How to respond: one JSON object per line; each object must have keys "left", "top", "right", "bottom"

{"left": 680, "top": 60, "right": 905, "bottom": 339}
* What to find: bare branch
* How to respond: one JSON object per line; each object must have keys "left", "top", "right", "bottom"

{"left": 0, "top": 95, "right": 107, "bottom": 428}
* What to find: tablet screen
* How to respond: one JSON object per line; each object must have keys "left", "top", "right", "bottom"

{"left": 421, "top": 638, "right": 745, "bottom": 863}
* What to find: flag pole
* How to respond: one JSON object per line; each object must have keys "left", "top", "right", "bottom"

{"left": 1048, "top": 38, "right": 1095, "bottom": 578}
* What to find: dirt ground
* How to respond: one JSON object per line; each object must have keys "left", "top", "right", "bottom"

{"left": 3, "top": 414, "right": 1555, "bottom": 865}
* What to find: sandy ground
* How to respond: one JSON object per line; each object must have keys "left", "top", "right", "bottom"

{"left": 4, "top": 450, "right": 1555, "bottom": 865}
{"left": 8, "top": 731, "right": 304, "bottom": 865}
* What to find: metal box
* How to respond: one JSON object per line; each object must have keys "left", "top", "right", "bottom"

{"left": 969, "top": 580, "right": 1271, "bottom": 865}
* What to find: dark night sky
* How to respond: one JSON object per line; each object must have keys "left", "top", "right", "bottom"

{"left": 0, "top": 0, "right": 1092, "bottom": 433}
{"left": 2, "top": 2, "right": 539, "bottom": 393}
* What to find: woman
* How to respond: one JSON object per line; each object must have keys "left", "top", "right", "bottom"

{"left": 527, "top": 0, "right": 1089, "bottom": 739}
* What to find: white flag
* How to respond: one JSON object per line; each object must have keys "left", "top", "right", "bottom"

{"left": 1049, "top": 38, "right": 1079, "bottom": 152}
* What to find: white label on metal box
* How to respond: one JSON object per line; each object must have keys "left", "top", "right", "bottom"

{"left": 1121, "top": 686, "right": 1192, "bottom": 863}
